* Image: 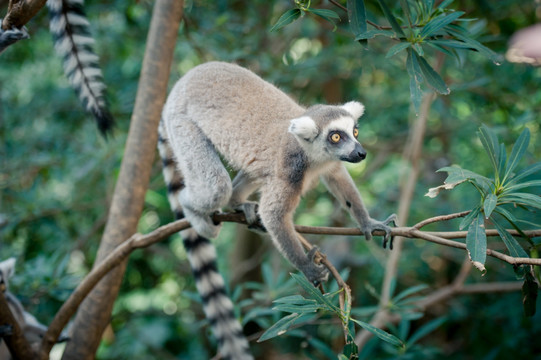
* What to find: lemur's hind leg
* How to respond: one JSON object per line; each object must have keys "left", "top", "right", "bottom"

{"left": 230, "top": 170, "right": 265, "bottom": 231}
{"left": 167, "top": 119, "right": 232, "bottom": 238}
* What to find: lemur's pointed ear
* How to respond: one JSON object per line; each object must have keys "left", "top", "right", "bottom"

{"left": 0, "top": 257, "right": 16, "bottom": 279}
{"left": 342, "top": 101, "right": 365, "bottom": 118}
{"left": 289, "top": 116, "right": 319, "bottom": 142}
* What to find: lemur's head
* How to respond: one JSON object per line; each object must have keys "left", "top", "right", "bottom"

{"left": 288, "top": 101, "right": 366, "bottom": 164}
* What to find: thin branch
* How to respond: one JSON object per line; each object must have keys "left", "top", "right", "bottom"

{"left": 413, "top": 210, "right": 471, "bottom": 229}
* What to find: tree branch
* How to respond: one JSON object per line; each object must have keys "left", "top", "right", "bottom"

{"left": 1, "top": 0, "right": 46, "bottom": 30}
{"left": 0, "top": 289, "right": 36, "bottom": 360}
{"left": 40, "top": 210, "right": 541, "bottom": 358}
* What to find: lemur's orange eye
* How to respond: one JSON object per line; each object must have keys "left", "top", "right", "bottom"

{"left": 331, "top": 133, "right": 341, "bottom": 143}
{"left": 353, "top": 128, "right": 359, "bottom": 137}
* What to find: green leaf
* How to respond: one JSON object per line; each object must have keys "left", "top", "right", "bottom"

{"left": 420, "top": 11, "right": 465, "bottom": 38}
{"left": 428, "top": 39, "right": 474, "bottom": 50}
{"left": 483, "top": 193, "right": 498, "bottom": 219}
{"left": 478, "top": 125, "right": 501, "bottom": 178}
{"left": 273, "top": 295, "right": 311, "bottom": 304}
{"left": 342, "top": 337, "right": 359, "bottom": 359}
{"left": 392, "top": 284, "right": 429, "bottom": 304}
{"left": 273, "top": 302, "right": 322, "bottom": 313}
{"left": 508, "top": 162, "right": 541, "bottom": 185}
{"left": 309, "top": 8, "right": 340, "bottom": 29}
{"left": 406, "top": 48, "right": 423, "bottom": 113}
{"left": 386, "top": 42, "right": 411, "bottom": 58}
{"left": 445, "top": 24, "right": 502, "bottom": 65}
{"left": 502, "top": 193, "right": 541, "bottom": 209}
{"left": 355, "top": 29, "right": 396, "bottom": 40}
{"left": 351, "top": 318, "right": 405, "bottom": 347}
{"left": 270, "top": 8, "right": 302, "bottom": 32}
{"left": 437, "top": 0, "right": 454, "bottom": 9}
{"left": 415, "top": 52, "right": 450, "bottom": 94}
{"left": 426, "top": 41, "right": 460, "bottom": 63}
{"left": 504, "top": 128, "right": 530, "bottom": 183}
{"left": 258, "top": 313, "right": 301, "bottom": 342}
{"left": 437, "top": 166, "right": 492, "bottom": 190}
{"left": 506, "top": 179, "right": 541, "bottom": 192}
{"left": 460, "top": 205, "right": 480, "bottom": 231}
{"left": 290, "top": 273, "right": 339, "bottom": 312}
{"left": 492, "top": 219, "right": 529, "bottom": 259}
{"left": 407, "top": 317, "right": 447, "bottom": 346}
{"left": 377, "top": 0, "right": 406, "bottom": 37}
{"left": 522, "top": 272, "right": 538, "bottom": 317}
{"left": 466, "top": 213, "right": 487, "bottom": 272}
{"left": 498, "top": 143, "right": 507, "bottom": 182}
{"left": 347, "top": 0, "right": 367, "bottom": 40}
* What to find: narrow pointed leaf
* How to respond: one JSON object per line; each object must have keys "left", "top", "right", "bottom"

{"left": 504, "top": 128, "right": 530, "bottom": 182}
{"left": 310, "top": 8, "right": 340, "bottom": 28}
{"left": 406, "top": 48, "right": 422, "bottom": 113}
{"left": 377, "top": 0, "right": 406, "bottom": 37}
{"left": 290, "top": 273, "right": 338, "bottom": 311}
{"left": 508, "top": 162, "right": 541, "bottom": 185}
{"left": 502, "top": 193, "right": 541, "bottom": 209}
{"left": 445, "top": 25, "right": 502, "bottom": 64}
{"left": 498, "top": 143, "right": 507, "bottom": 181}
{"left": 386, "top": 42, "right": 411, "bottom": 58}
{"left": 478, "top": 125, "right": 500, "bottom": 177}
{"left": 483, "top": 193, "right": 498, "bottom": 219}
{"left": 270, "top": 9, "right": 302, "bottom": 32}
{"left": 460, "top": 205, "right": 481, "bottom": 230}
{"left": 466, "top": 213, "right": 487, "bottom": 271}
{"left": 392, "top": 284, "right": 429, "bottom": 304}
{"left": 492, "top": 220, "right": 528, "bottom": 258}
{"left": 351, "top": 318, "right": 405, "bottom": 347}
{"left": 348, "top": 0, "right": 367, "bottom": 46}
{"left": 355, "top": 29, "right": 396, "bottom": 40}
{"left": 438, "top": 0, "right": 454, "bottom": 9}
{"left": 429, "top": 39, "right": 474, "bottom": 50}
{"left": 420, "top": 11, "right": 465, "bottom": 38}
{"left": 415, "top": 52, "right": 450, "bottom": 94}
{"left": 507, "top": 179, "right": 541, "bottom": 191}
{"left": 258, "top": 313, "right": 301, "bottom": 342}
{"left": 407, "top": 317, "right": 447, "bottom": 346}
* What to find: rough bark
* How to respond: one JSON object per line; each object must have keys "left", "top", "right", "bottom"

{"left": 60, "top": 1, "right": 184, "bottom": 359}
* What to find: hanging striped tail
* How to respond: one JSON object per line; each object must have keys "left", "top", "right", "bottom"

{"left": 158, "top": 122, "right": 253, "bottom": 360}
{"left": 47, "top": 0, "right": 114, "bottom": 136}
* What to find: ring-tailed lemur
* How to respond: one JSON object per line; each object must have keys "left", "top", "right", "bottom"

{"left": 159, "top": 61, "right": 396, "bottom": 359}
{"left": 47, "top": 0, "right": 114, "bottom": 135}
{"left": 0, "top": 258, "right": 69, "bottom": 359}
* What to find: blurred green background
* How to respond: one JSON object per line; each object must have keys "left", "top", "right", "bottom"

{"left": 1, "top": 0, "right": 540, "bottom": 359}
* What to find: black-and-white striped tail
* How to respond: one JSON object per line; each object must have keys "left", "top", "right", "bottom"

{"left": 47, "top": 0, "right": 114, "bottom": 136}
{"left": 158, "top": 122, "right": 253, "bottom": 360}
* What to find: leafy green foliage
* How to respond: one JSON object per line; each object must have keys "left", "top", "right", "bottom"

{"left": 272, "top": 0, "right": 502, "bottom": 113}
{"left": 258, "top": 272, "right": 404, "bottom": 356}
{"left": 2, "top": 0, "right": 540, "bottom": 358}
{"left": 428, "top": 125, "right": 540, "bottom": 313}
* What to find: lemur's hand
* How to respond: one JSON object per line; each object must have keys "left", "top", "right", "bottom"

{"left": 300, "top": 247, "right": 330, "bottom": 287}
{"left": 363, "top": 214, "right": 398, "bottom": 249}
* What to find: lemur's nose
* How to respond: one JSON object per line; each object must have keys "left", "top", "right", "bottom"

{"left": 358, "top": 151, "right": 366, "bottom": 160}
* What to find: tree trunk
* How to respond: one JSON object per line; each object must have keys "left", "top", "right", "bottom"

{"left": 61, "top": 1, "right": 184, "bottom": 358}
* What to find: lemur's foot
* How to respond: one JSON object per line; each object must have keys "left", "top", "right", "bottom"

{"left": 363, "top": 214, "right": 398, "bottom": 250}
{"left": 235, "top": 202, "right": 266, "bottom": 232}
{"left": 301, "top": 247, "right": 330, "bottom": 287}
